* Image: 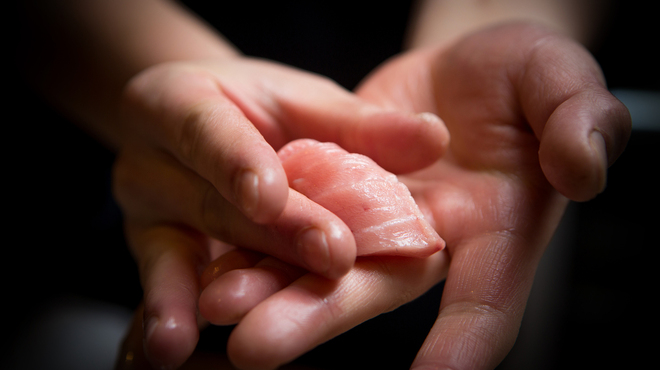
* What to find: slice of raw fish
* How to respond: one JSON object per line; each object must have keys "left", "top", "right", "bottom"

{"left": 278, "top": 139, "right": 444, "bottom": 257}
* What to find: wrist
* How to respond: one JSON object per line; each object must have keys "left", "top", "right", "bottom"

{"left": 404, "top": 0, "right": 608, "bottom": 50}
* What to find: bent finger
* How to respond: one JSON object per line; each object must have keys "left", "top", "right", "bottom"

{"left": 217, "top": 59, "right": 450, "bottom": 174}
{"left": 125, "top": 224, "right": 209, "bottom": 370}
{"left": 121, "top": 63, "right": 289, "bottom": 223}
{"left": 226, "top": 252, "right": 449, "bottom": 370}
{"left": 513, "top": 25, "right": 631, "bottom": 201}
{"left": 535, "top": 89, "right": 631, "bottom": 201}
{"left": 114, "top": 146, "right": 356, "bottom": 279}
{"left": 199, "top": 256, "right": 306, "bottom": 326}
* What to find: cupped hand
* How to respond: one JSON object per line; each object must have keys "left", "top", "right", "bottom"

{"left": 120, "top": 57, "right": 449, "bottom": 222}
{"left": 200, "top": 22, "right": 630, "bottom": 370}
{"left": 113, "top": 57, "right": 449, "bottom": 369}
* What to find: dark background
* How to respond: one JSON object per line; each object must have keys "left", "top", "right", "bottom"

{"left": 5, "top": 1, "right": 658, "bottom": 369}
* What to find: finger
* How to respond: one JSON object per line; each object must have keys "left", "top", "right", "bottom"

{"left": 199, "top": 256, "right": 306, "bottom": 325}
{"left": 512, "top": 24, "right": 632, "bottom": 201}
{"left": 421, "top": 237, "right": 529, "bottom": 370}
{"left": 535, "top": 90, "right": 631, "bottom": 201}
{"left": 113, "top": 147, "right": 356, "bottom": 279}
{"left": 121, "top": 63, "right": 289, "bottom": 223}
{"left": 200, "top": 248, "right": 265, "bottom": 290}
{"left": 218, "top": 59, "right": 450, "bottom": 174}
{"left": 406, "top": 164, "right": 568, "bottom": 370}
{"left": 226, "top": 252, "right": 449, "bottom": 370}
{"left": 125, "top": 225, "right": 209, "bottom": 370}
{"left": 408, "top": 233, "right": 538, "bottom": 370}
{"left": 201, "top": 184, "right": 357, "bottom": 280}
{"left": 115, "top": 304, "right": 153, "bottom": 370}
{"left": 354, "top": 47, "right": 439, "bottom": 114}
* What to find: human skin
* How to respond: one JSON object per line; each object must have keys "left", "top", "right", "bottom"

{"left": 112, "top": 3, "right": 627, "bottom": 370}
{"left": 197, "top": 138, "right": 444, "bottom": 327}
{"left": 197, "top": 22, "right": 630, "bottom": 370}
{"left": 19, "top": 1, "right": 450, "bottom": 369}
{"left": 18, "top": 1, "right": 630, "bottom": 370}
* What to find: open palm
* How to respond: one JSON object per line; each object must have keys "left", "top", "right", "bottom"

{"left": 117, "top": 22, "right": 630, "bottom": 370}
{"left": 210, "top": 23, "right": 630, "bottom": 370}
{"left": 356, "top": 24, "right": 579, "bottom": 369}
{"left": 354, "top": 22, "right": 630, "bottom": 369}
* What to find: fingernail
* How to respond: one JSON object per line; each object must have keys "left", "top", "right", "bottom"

{"left": 297, "top": 227, "right": 330, "bottom": 275}
{"left": 589, "top": 130, "right": 608, "bottom": 193}
{"left": 236, "top": 169, "right": 260, "bottom": 217}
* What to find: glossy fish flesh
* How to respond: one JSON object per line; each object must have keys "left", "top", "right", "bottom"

{"left": 278, "top": 139, "right": 444, "bottom": 257}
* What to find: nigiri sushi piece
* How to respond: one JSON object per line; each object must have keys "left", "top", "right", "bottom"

{"left": 278, "top": 139, "right": 444, "bottom": 257}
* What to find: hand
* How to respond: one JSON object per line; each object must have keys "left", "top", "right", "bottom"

{"left": 113, "top": 57, "right": 449, "bottom": 369}
{"left": 198, "top": 22, "right": 630, "bottom": 370}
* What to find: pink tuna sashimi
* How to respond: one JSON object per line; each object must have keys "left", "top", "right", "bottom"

{"left": 278, "top": 139, "right": 444, "bottom": 257}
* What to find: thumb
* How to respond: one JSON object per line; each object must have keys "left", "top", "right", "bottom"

{"left": 537, "top": 89, "right": 631, "bottom": 201}
{"left": 513, "top": 26, "right": 631, "bottom": 201}
{"left": 281, "top": 96, "right": 450, "bottom": 174}
{"left": 222, "top": 60, "right": 450, "bottom": 174}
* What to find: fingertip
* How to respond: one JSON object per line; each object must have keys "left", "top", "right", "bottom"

{"left": 135, "top": 229, "right": 205, "bottom": 369}
{"left": 296, "top": 222, "right": 356, "bottom": 280}
{"left": 356, "top": 110, "right": 450, "bottom": 174}
{"left": 416, "top": 112, "right": 451, "bottom": 156}
{"left": 257, "top": 165, "right": 290, "bottom": 223}
{"left": 199, "top": 270, "right": 262, "bottom": 326}
{"left": 235, "top": 163, "right": 289, "bottom": 224}
{"left": 325, "top": 221, "right": 358, "bottom": 279}
{"left": 539, "top": 91, "right": 631, "bottom": 202}
{"left": 412, "top": 111, "right": 451, "bottom": 166}
{"left": 539, "top": 129, "right": 603, "bottom": 202}
{"left": 200, "top": 258, "right": 308, "bottom": 327}
{"left": 268, "top": 182, "right": 356, "bottom": 280}
{"left": 142, "top": 313, "right": 199, "bottom": 370}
